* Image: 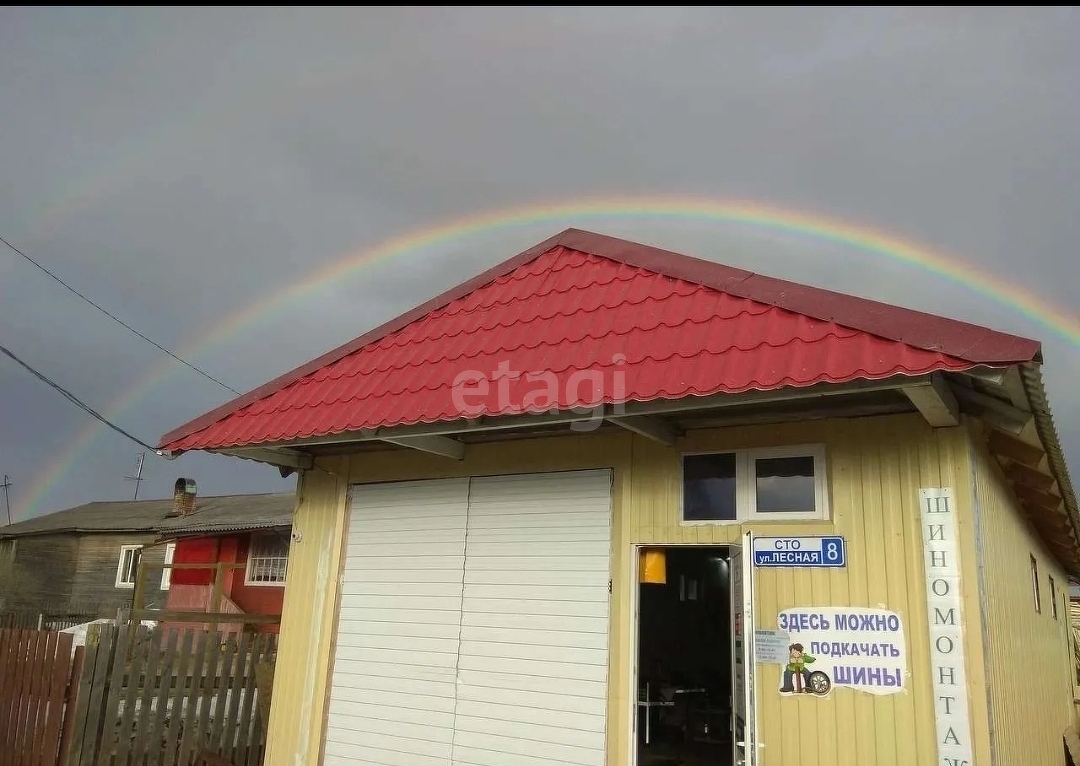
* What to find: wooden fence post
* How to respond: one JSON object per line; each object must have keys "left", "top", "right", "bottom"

{"left": 209, "top": 561, "right": 225, "bottom": 635}
{"left": 56, "top": 644, "right": 85, "bottom": 766}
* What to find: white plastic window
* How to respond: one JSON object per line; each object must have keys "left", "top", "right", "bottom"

{"left": 682, "top": 444, "right": 829, "bottom": 524}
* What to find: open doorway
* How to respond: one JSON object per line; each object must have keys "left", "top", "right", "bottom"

{"left": 636, "top": 546, "right": 734, "bottom": 766}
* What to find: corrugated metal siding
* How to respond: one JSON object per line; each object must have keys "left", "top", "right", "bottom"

{"left": 264, "top": 415, "right": 998, "bottom": 766}
{"left": 614, "top": 415, "right": 991, "bottom": 766}
{"left": 971, "top": 430, "right": 1075, "bottom": 766}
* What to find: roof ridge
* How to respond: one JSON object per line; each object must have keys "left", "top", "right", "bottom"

{"left": 557, "top": 228, "right": 1040, "bottom": 360}
{"left": 158, "top": 228, "right": 1042, "bottom": 451}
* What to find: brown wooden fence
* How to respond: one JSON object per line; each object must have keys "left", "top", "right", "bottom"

{"left": 64, "top": 623, "right": 277, "bottom": 766}
{"left": 0, "top": 625, "right": 276, "bottom": 766}
{"left": 0, "top": 629, "right": 81, "bottom": 766}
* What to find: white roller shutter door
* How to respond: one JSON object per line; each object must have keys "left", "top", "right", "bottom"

{"left": 452, "top": 470, "right": 612, "bottom": 766}
{"left": 325, "top": 478, "right": 470, "bottom": 766}
{"left": 324, "top": 469, "right": 612, "bottom": 766}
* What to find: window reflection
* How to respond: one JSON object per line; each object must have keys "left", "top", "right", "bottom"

{"left": 755, "top": 455, "right": 816, "bottom": 513}
{"left": 684, "top": 453, "right": 737, "bottom": 521}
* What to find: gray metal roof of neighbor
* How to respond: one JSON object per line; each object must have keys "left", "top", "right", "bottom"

{"left": 155, "top": 493, "right": 295, "bottom": 536}
{"left": 0, "top": 493, "right": 294, "bottom": 539}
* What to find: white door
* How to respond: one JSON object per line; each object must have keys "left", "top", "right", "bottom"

{"left": 731, "top": 530, "right": 758, "bottom": 766}
{"left": 324, "top": 478, "right": 470, "bottom": 766}
{"left": 453, "top": 470, "right": 612, "bottom": 766}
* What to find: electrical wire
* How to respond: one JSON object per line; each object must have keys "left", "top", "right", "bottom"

{"left": 0, "top": 342, "right": 162, "bottom": 453}
{"left": 0, "top": 234, "right": 240, "bottom": 395}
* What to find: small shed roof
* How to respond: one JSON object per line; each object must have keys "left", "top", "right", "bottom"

{"left": 156, "top": 493, "right": 294, "bottom": 537}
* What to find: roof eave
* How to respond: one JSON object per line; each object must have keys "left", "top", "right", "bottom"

{"left": 181, "top": 372, "right": 955, "bottom": 463}
{"left": 155, "top": 523, "right": 292, "bottom": 542}
{"left": 1018, "top": 362, "right": 1080, "bottom": 572}
{"left": 0, "top": 526, "right": 161, "bottom": 539}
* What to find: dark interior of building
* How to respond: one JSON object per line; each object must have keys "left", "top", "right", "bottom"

{"left": 637, "top": 546, "right": 734, "bottom": 766}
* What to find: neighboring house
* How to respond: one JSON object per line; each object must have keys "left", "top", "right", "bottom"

{"left": 0, "top": 498, "right": 173, "bottom": 615}
{"left": 157, "top": 229, "right": 1080, "bottom": 766}
{"left": 154, "top": 480, "right": 294, "bottom": 635}
{"left": 0, "top": 484, "right": 294, "bottom": 621}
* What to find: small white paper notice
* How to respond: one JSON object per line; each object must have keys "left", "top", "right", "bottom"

{"left": 755, "top": 629, "right": 791, "bottom": 664}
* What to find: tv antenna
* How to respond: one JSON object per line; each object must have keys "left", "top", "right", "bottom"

{"left": 1, "top": 475, "right": 10, "bottom": 525}
{"left": 124, "top": 453, "right": 146, "bottom": 500}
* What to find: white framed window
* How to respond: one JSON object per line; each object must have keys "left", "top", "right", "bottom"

{"left": 160, "top": 543, "right": 176, "bottom": 590}
{"left": 245, "top": 533, "right": 289, "bottom": 586}
{"left": 681, "top": 444, "right": 829, "bottom": 524}
{"left": 115, "top": 545, "right": 142, "bottom": 588}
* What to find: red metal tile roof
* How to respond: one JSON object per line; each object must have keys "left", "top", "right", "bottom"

{"left": 159, "top": 229, "right": 1041, "bottom": 452}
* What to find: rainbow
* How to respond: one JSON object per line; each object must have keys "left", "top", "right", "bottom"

{"left": 18, "top": 195, "right": 1080, "bottom": 519}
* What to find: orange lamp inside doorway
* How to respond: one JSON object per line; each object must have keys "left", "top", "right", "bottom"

{"left": 640, "top": 548, "right": 667, "bottom": 585}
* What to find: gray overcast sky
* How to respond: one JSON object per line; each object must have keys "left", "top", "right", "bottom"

{"left": 1, "top": 7, "right": 1078, "bottom": 521}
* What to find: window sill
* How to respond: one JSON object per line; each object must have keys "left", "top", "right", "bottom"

{"left": 680, "top": 516, "right": 833, "bottom": 526}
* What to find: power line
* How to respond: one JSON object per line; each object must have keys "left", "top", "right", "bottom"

{"left": 0, "top": 234, "right": 240, "bottom": 395}
{"left": 0, "top": 342, "right": 162, "bottom": 454}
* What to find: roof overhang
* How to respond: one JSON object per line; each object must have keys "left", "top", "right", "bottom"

{"left": 157, "top": 374, "right": 940, "bottom": 462}
{"left": 160, "top": 366, "right": 1080, "bottom": 575}
{"left": 163, "top": 370, "right": 982, "bottom": 456}
{"left": 154, "top": 523, "right": 292, "bottom": 544}
{"left": 0, "top": 527, "right": 161, "bottom": 539}
{"left": 987, "top": 362, "right": 1080, "bottom": 574}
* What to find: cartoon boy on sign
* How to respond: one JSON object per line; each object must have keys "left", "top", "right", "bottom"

{"left": 779, "top": 643, "right": 816, "bottom": 693}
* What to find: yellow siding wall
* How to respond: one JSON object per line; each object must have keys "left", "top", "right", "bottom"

{"left": 263, "top": 457, "right": 351, "bottom": 766}
{"left": 264, "top": 414, "right": 997, "bottom": 766}
{"left": 970, "top": 428, "right": 1075, "bottom": 765}
{"left": 619, "top": 414, "right": 991, "bottom": 766}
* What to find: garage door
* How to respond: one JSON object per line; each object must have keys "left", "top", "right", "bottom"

{"left": 325, "top": 478, "right": 471, "bottom": 766}
{"left": 453, "top": 471, "right": 612, "bottom": 766}
{"left": 324, "top": 469, "right": 613, "bottom": 766}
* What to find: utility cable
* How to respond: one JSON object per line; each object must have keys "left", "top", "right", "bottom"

{"left": 0, "top": 342, "right": 162, "bottom": 454}
{"left": 0, "top": 234, "right": 240, "bottom": 395}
